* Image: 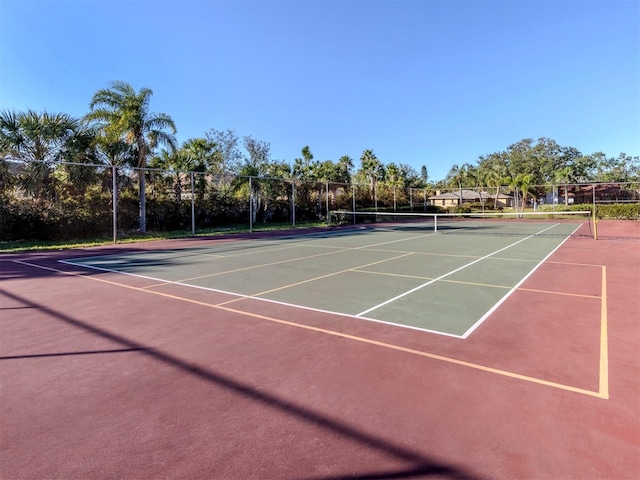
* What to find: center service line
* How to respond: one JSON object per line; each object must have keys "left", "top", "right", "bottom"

{"left": 356, "top": 223, "right": 560, "bottom": 317}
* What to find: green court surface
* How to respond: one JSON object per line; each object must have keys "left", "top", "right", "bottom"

{"left": 64, "top": 221, "right": 581, "bottom": 337}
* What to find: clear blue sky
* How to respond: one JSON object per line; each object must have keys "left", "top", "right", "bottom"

{"left": 1, "top": 0, "right": 638, "bottom": 181}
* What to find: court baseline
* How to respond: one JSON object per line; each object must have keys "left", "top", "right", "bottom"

{"left": 11, "top": 257, "right": 608, "bottom": 399}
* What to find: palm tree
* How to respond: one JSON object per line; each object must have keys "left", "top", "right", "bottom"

{"left": 384, "top": 163, "right": 404, "bottom": 211}
{"left": 181, "top": 137, "right": 215, "bottom": 198}
{"left": 518, "top": 174, "right": 534, "bottom": 214}
{"left": 337, "top": 155, "right": 354, "bottom": 184}
{"left": 85, "top": 81, "right": 177, "bottom": 232}
{"left": 446, "top": 163, "right": 472, "bottom": 206}
{"left": 293, "top": 145, "right": 315, "bottom": 179}
{"left": 232, "top": 163, "right": 261, "bottom": 225}
{"left": 478, "top": 155, "right": 508, "bottom": 210}
{"left": 0, "top": 109, "right": 82, "bottom": 201}
{"left": 553, "top": 166, "right": 573, "bottom": 206}
{"left": 359, "top": 149, "right": 383, "bottom": 207}
{"left": 508, "top": 173, "right": 534, "bottom": 217}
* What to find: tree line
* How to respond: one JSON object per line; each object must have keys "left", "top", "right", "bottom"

{"left": 2, "top": 80, "right": 638, "bottom": 235}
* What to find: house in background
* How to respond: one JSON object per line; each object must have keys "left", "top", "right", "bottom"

{"left": 428, "top": 190, "right": 513, "bottom": 208}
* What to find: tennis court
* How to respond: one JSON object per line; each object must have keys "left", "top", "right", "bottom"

{"left": 62, "top": 215, "right": 588, "bottom": 337}
{"left": 1, "top": 217, "right": 639, "bottom": 479}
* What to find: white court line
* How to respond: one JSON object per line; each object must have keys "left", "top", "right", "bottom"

{"left": 356, "top": 223, "right": 561, "bottom": 317}
{"left": 58, "top": 222, "right": 572, "bottom": 339}
{"left": 54, "top": 258, "right": 464, "bottom": 338}
{"left": 359, "top": 232, "right": 437, "bottom": 248}
{"left": 460, "top": 223, "right": 582, "bottom": 338}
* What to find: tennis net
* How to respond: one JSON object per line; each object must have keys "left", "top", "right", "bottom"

{"left": 328, "top": 210, "right": 595, "bottom": 238}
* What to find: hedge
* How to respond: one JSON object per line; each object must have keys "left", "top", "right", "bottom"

{"left": 538, "top": 203, "right": 640, "bottom": 220}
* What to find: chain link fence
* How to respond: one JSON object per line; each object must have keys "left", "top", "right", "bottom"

{"left": 1, "top": 158, "right": 638, "bottom": 242}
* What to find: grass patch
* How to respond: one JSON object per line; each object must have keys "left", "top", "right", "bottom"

{"left": 0, "top": 220, "right": 328, "bottom": 253}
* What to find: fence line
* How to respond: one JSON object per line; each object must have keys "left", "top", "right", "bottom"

{"left": 1, "top": 158, "right": 639, "bottom": 242}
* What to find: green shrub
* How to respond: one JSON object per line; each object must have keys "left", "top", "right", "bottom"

{"left": 537, "top": 203, "right": 639, "bottom": 219}
{"left": 449, "top": 206, "right": 472, "bottom": 214}
{"left": 595, "top": 203, "right": 640, "bottom": 220}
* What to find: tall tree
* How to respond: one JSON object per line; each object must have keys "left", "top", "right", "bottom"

{"left": 182, "top": 137, "right": 216, "bottom": 169}
{"left": 528, "top": 137, "right": 562, "bottom": 184}
{"left": 337, "top": 155, "right": 354, "bottom": 184}
{"left": 0, "top": 109, "right": 83, "bottom": 200}
{"left": 243, "top": 136, "right": 271, "bottom": 170}
{"left": 420, "top": 165, "right": 429, "bottom": 184}
{"left": 385, "top": 163, "right": 403, "bottom": 188}
{"left": 150, "top": 141, "right": 209, "bottom": 202}
{"left": 180, "top": 137, "right": 216, "bottom": 198}
{"left": 477, "top": 153, "right": 508, "bottom": 209}
{"left": 0, "top": 109, "right": 80, "bottom": 162}
{"left": 359, "top": 149, "right": 383, "bottom": 203}
{"left": 511, "top": 173, "right": 534, "bottom": 216}
{"left": 85, "top": 81, "right": 177, "bottom": 232}
{"left": 596, "top": 153, "right": 640, "bottom": 182}
{"left": 206, "top": 129, "right": 243, "bottom": 175}
{"left": 446, "top": 163, "right": 472, "bottom": 206}
{"left": 293, "top": 145, "right": 315, "bottom": 179}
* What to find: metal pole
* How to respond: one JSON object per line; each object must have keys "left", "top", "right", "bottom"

{"left": 112, "top": 165, "right": 117, "bottom": 243}
{"left": 292, "top": 179, "right": 296, "bottom": 227}
{"left": 592, "top": 183, "right": 598, "bottom": 240}
{"left": 191, "top": 172, "right": 195, "bottom": 236}
{"left": 374, "top": 184, "right": 378, "bottom": 211}
{"left": 393, "top": 186, "right": 397, "bottom": 212}
{"left": 352, "top": 184, "right": 356, "bottom": 225}
{"left": 249, "top": 176, "right": 253, "bottom": 232}
{"left": 326, "top": 181, "right": 329, "bottom": 225}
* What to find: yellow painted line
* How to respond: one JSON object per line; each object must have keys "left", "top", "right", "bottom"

{"left": 218, "top": 252, "right": 415, "bottom": 304}
{"left": 485, "top": 256, "right": 540, "bottom": 264}
{"left": 516, "top": 287, "right": 601, "bottom": 299}
{"left": 185, "top": 241, "right": 343, "bottom": 260}
{"left": 483, "top": 256, "right": 604, "bottom": 268}
{"left": 354, "top": 270, "right": 509, "bottom": 291}
{"left": 291, "top": 243, "right": 352, "bottom": 251}
{"left": 363, "top": 249, "right": 603, "bottom": 267}
{"left": 174, "top": 247, "right": 349, "bottom": 283}
{"left": 144, "top": 281, "right": 174, "bottom": 289}
{"left": 543, "top": 260, "right": 604, "bottom": 267}
{"left": 354, "top": 269, "right": 436, "bottom": 281}
{"left": 221, "top": 242, "right": 352, "bottom": 256}
{"left": 366, "top": 248, "right": 479, "bottom": 259}
{"left": 484, "top": 254, "right": 604, "bottom": 267}
{"left": 12, "top": 259, "right": 607, "bottom": 399}
{"left": 599, "top": 266, "right": 609, "bottom": 399}
{"left": 354, "top": 270, "right": 601, "bottom": 298}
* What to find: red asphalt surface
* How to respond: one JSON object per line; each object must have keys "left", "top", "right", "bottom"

{"left": 1, "top": 220, "right": 639, "bottom": 479}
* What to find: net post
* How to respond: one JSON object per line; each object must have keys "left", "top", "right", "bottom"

{"left": 112, "top": 165, "right": 118, "bottom": 244}
{"left": 434, "top": 214, "right": 438, "bottom": 233}
{"left": 393, "top": 186, "right": 397, "bottom": 212}
{"left": 592, "top": 184, "right": 597, "bottom": 240}
{"left": 291, "top": 178, "right": 296, "bottom": 227}
{"left": 190, "top": 172, "right": 195, "bottom": 236}
{"left": 374, "top": 184, "right": 378, "bottom": 211}
{"left": 352, "top": 185, "right": 356, "bottom": 224}
{"left": 326, "top": 181, "right": 330, "bottom": 226}
{"left": 249, "top": 176, "right": 253, "bottom": 233}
